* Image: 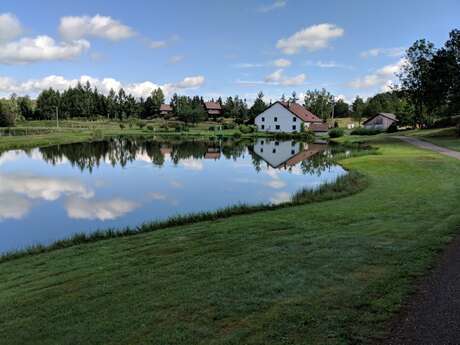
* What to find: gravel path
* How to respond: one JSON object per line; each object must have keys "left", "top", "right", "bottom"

{"left": 384, "top": 135, "right": 460, "bottom": 345}
{"left": 393, "top": 135, "right": 460, "bottom": 160}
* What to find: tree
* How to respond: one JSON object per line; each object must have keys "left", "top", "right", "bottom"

{"left": 17, "top": 96, "right": 34, "bottom": 120}
{"left": 0, "top": 101, "right": 16, "bottom": 127}
{"left": 289, "top": 91, "right": 299, "bottom": 103}
{"left": 351, "top": 96, "right": 365, "bottom": 125}
{"left": 304, "top": 89, "right": 334, "bottom": 120}
{"left": 249, "top": 91, "right": 266, "bottom": 123}
{"left": 151, "top": 88, "right": 165, "bottom": 116}
{"left": 398, "top": 39, "right": 436, "bottom": 127}
{"left": 36, "top": 88, "right": 60, "bottom": 120}
{"left": 333, "top": 99, "right": 350, "bottom": 117}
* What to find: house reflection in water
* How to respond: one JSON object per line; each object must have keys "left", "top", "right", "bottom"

{"left": 252, "top": 139, "right": 326, "bottom": 169}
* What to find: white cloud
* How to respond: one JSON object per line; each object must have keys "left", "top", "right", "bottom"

{"left": 66, "top": 197, "right": 139, "bottom": 220}
{"left": 270, "top": 191, "right": 291, "bottom": 204}
{"left": 0, "top": 74, "right": 205, "bottom": 98}
{"left": 277, "top": 23, "right": 344, "bottom": 54}
{"left": 348, "top": 59, "right": 405, "bottom": 90}
{"left": 179, "top": 159, "right": 204, "bottom": 171}
{"left": 305, "top": 60, "right": 353, "bottom": 69}
{"left": 59, "top": 15, "right": 136, "bottom": 41}
{"left": 150, "top": 40, "right": 167, "bottom": 48}
{"left": 258, "top": 0, "right": 287, "bottom": 12}
{"left": 360, "top": 47, "right": 405, "bottom": 58}
{"left": 265, "top": 69, "right": 306, "bottom": 86}
{"left": 0, "top": 13, "right": 22, "bottom": 42}
{"left": 0, "top": 36, "right": 90, "bottom": 64}
{"left": 148, "top": 35, "right": 180, "bottom": 49}
{"left": 234, "top": 62, "right": 265, "bottom": 69}
{"left": 169, "top": 55, "right": 184, "bottom": 64}
{"left": 0, "top": 173, "right": 94, "bottom": 201}
{"left": 0, "top": 194, "right": 30, "bottom": 221}
{"left": 273, "top": 58, "right": 291, "bottom": 67}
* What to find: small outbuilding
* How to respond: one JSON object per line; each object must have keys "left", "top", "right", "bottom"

{"left": 159, "top": 104, "right": 173, "bottom": 116}
{"left": 363, "top": 113, "right": 398, "bottom": 130}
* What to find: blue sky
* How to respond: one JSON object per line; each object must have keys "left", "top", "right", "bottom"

{"left": 0, "top": 0, "right": 458, "bottom": 103}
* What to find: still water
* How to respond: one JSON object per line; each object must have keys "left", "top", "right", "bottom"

{"left": 0, "top": 138, "right": 347, "bottom": 253}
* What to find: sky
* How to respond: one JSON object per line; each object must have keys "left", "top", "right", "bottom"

{"left": 0, "top": 0, "right": 459, "bottom": 103}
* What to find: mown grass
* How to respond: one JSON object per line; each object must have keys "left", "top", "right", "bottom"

{"left": 0, "top": 138, "right": 460, "bottom": 345}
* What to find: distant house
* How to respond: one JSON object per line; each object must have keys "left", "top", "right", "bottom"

{"left": 160, "top": 104, "right": 173, "bottom": 116}
{"left": 204, "top": 102, "right": 223, "bottom": 118}
{"left": 363, "top": 113, "right": 398, "bottom": 130}
{"left": 254, "top": 101, "right": 325, "bottom": 133}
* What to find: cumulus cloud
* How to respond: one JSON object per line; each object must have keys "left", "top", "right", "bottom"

{"left": 0, "top": 74, "right": 205, "bottom": 98}
{"left": 348, "top": 59, "right": 405, "bottom": 90}
{"left": 273, "top": 58, "right": 291, "bottom": 67}
{"left": 0, "top": 194, "right": 31, "bottom": 221}
{"left": 66, "top": 197, "right": 139, "bottom": 221}
{"left": 0, "top": 13, "right": 22, "bottom": 42}
{"left": 169, "top": 55, "right": 184, "bottom": 64}
{"left": 270, "top": 191, "right": 291, "bottom": 204}
{"left": 59, "top": 15, "right": 136, "bottom": 41}
{"left": 360, "top": 47, "right": 405, "bottom": 58}
{"left": 258, "top": 0, "right": 287, "bottom": 12}
{"left": 0, "top": 36, "right": 90, "bottom": 64}
{"left": 148, "top": 35, "right": 179, "bottom": 49}
{"left": 265, "top": 69, "right": 306, "bottom": 86}
{"left": 277, "top": 23, "right": 344, "bottom": 54}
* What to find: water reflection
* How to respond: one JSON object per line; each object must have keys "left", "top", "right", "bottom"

{"left": 0, "top": 137, "right": 350, "bottom": 253}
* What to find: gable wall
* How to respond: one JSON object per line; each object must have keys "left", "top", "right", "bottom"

{"left": 255, "top": 103, "right": 303, "bottom": 133}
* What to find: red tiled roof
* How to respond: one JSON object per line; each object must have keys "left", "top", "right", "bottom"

{"left": 160, "top": 104, "right": 173, "bottom": 112}
{"left": 279, "top": 102, "right": 322, "bottom": 123}
{"left": 204, "top": 102, "right": 222, "bottom": 110}
{"left": 310, "top": 122, "right": 329, "bottom": 132}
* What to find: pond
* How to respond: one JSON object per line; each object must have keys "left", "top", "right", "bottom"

{"left": 0, "top": 137, "right": 349, "bottom": 254}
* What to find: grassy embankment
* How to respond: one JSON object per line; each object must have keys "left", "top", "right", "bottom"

{"left": 1, "top": 136, "right": 460, "bottom": 344}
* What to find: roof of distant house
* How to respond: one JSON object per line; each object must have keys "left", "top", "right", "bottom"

{"left": 363, "top": 112, "right": 398, "bottom": 124}
{"left": 277, "top": 102, "right": 322, "bottom": 123}
{"left": 204, "top": 102, "right": 222, "bottom": 110}
{"left": 160, "top": 104, "right": 173, "bottom": 111}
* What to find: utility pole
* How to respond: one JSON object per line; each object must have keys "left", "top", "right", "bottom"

{"left": 56, "top": 106, "right": 59, "bottom": 129}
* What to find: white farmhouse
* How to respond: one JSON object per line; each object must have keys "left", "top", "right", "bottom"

{"left": 254, "top": 102, "right": 327, "bottom": 133}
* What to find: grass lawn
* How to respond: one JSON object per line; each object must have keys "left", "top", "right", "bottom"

{"left": 1, "top": 137, "right": 460, "bottom": 344}
{"left": 404, "top": 127, "right": 460, "bottom": 152}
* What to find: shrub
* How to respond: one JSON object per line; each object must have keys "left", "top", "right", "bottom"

{"left": 328, "top": 128, "right": 344, "bottom": 138}
{"left": 0, "top": 103, "right": 15, "bottom": 127}
{"left": 239, "top": 125, "right": 255, "bottom": 134}
{"left": 138, "top": 121, "right": 146, "bottom": 129}
{"left": 208, "top": 126, "right": 215, "bottom": 131}
{"left": 119, "top": 123, "right": 125, "bottom": 130}
{"left": 351, "top": 127, "right": 382, "bottom": 136}
{"left": 386, "top": 122, "right": 398, "bottom": 133}
{"left": 233, "top": 132, "right": 242, "bottom": 138}
{"left": 146, "top": 125, "right": 154, "bottom": 131}
{"left": 223, "top": 123, "right": 236, "bottom": 130}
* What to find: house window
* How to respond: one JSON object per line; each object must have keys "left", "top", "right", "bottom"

{"left": 375, "top": 117, "right": 383, "bottom": 125}
{"left": 261, "top": 125, "right": 265, "bottom": 130}
{"left": 274, "top": 117, "right": 278, "bottom": 122}
{"left": 275, "top": 125, "right": 280, "bottom": 130}
{"left": 272, "top": 149, "right": 276, "bottom": 153}
{"left": 291, "top": 141, "right": 296, "bottom": 146}
{"left": 260, "top": 148, "right": 263, "bottom": 153}
{"left": 261, "top": 140, "right": 264, "bottom": 145}
{"left": 291, "top": 150, "right": 295, "bottom": 155}
{"left": 293, "top": 117, "right": 297, "bottom": 122}
{"left": 275, "top": 141, "right": 279, "bottom": 146}
{"left": 292, "top": 125, "right": 296, "bottom": 131}
{"left": 262, "top": 117, "right": 265, "bottom": 122}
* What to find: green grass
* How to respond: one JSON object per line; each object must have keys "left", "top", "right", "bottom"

{"left": 1, "top": 138, "right": 460, "bottom": 344}
{"left": 404, "top": 127, "right": 460, "bottom": 152}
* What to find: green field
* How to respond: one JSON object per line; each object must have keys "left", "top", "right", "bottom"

{"left": 1, "top": 137, "right": 460, "bottom": 344}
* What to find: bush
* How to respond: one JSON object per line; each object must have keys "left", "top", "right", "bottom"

{"left": 233, "top": 132, "right": 242, "bottom": 138}
{"left": 146, "top": 125, "right": 154, "bottom": 131}
{"left": 351, "top": 127, "right": 382, "bottom": 136}
{"left": 239, "top": 125, "right": 255, "bottom": 134}
{"left": 328, "top": 128, "right": 344, "bottom": 138}
{"left": 119, "top": 123, "right": 125, "bottom": 130}
{"left": 223, "top": 123, "right": 236, "bottom": 130}
{"left": 208, "top": 126, "right": 215, "bottom": 131}
{"left": 386, "top": 122, "right": 398, "bottom": 133}
{"left": 138, "top": 121, "right": 146, "bottom": 129}
{"left": 0, "top": 103, "right": 15, "bottom": 127}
